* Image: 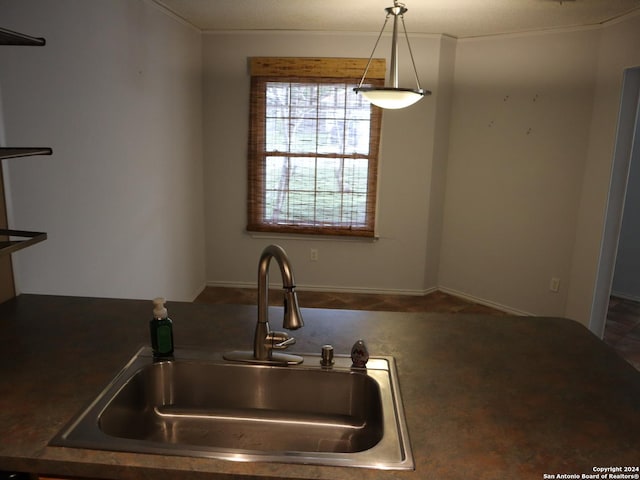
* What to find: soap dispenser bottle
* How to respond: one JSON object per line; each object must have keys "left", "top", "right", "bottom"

{"left": 150, "top": 297, "right": 174, "bottom": 358}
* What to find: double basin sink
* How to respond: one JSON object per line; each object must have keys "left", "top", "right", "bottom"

{"left": 51, "top": 346, "right": 414, "bottom": 470}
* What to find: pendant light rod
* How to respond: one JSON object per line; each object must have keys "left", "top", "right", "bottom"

{"left": 356, "top": 16, "right": 389, "bottom": 90}
{"left": 388, "top": 2, "right": 405, "bottom": 88}
{"left": 400, "top": 14, "right": 423, "bottom": 90}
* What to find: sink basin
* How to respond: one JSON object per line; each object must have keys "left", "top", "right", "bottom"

{"left": 51, "top": 346, "right": 413, "bottom": 470}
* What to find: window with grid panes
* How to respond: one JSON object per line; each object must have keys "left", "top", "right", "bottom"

{"left": 247, "top": 57, "right": 384, "bottom": 237}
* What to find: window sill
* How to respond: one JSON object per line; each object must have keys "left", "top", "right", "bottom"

{"left": 246, "top": 231, "right": 379, "bottom": 243}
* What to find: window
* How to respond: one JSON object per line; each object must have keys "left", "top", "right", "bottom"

{"left": 247, "top": 57, "right": 384, "bottom": 237}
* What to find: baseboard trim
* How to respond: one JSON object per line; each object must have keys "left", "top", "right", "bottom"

{"left": 298, "top": 284, "right": 438, "bottom": 296}
{"left": 205, "top": 280, "right": 258, "bottom": 290}
{"left": 438, "top": 286, "right": 532, "bottom": 316}
{"left": 611, "top": 291, "right": 640, "bottom": 303}
{"left": 205, "top": 280, "right": 436, "bottom": 297}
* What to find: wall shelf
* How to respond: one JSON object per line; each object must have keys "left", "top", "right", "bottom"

{"left": 0, "top": 147, "right": 53, "bottom": 160}
{"left": 1, "top": 27, "right": 49, "bottom": 260}
{"left": 0, "top": 27, "right": 46, "bottom": 46}
{"left": 0, "top": 148, "right": 52, "bottom": 258}
{"left": 0, "top": 229, "right": 47, "bottom": 256}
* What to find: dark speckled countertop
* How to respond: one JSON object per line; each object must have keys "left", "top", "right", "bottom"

{"left": 0, "top": 294, "right": 639, "bottom": 480}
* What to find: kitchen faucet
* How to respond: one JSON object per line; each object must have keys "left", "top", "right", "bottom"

{"left": 224, "top": 245, "right": 304, "bottom": 365}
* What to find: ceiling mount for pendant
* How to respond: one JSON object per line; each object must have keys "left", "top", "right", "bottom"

{"left": 354, "top": 0, "right": 431, "bottom": 109}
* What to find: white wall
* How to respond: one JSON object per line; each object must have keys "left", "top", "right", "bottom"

{"left": 424, "top": 35, "right": 456, "bottom": 288}
{"left": 202, "top": 31, "right": 451, "bottom": 294}
{"left": 439, "top": 28, "right": 600, "bottom": 316}
{"left": 0, "top": 0, "right": 206, "bottom": 301}
{"left": 437, "top": 13, "right": 640, "bottom": 325}
{"left": 567, "top": 13, "right": 640, "bottom": 329}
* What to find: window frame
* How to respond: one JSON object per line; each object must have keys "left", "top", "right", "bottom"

{"left": 246, "top": 57, "right": 385, "bottom": 238}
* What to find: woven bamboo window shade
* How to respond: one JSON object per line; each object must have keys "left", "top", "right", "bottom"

{"left": 247, "top": 57, "right": 385, "bottom": 237}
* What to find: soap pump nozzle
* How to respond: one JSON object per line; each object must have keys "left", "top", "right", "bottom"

{"left": 150, "top": 297, "right": 174, "bottom": 358}
{"left": 152, "top": 297, "right": 168, "bottom": 319}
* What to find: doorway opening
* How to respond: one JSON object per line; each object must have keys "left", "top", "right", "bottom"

{"left": 591, "top": 67, "right": 640, "bottom": 369}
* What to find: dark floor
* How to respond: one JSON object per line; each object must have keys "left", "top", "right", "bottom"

{"left": 195, "top": 287, "right": 507, "bottom": 315}
{"left": 603, "top": 296, "right": 640, "bottom": 371}
{"left": 195, "top": 287, "right": 640, "bottom": 371}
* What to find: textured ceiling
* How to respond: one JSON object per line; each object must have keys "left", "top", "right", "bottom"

{"left": 153, "top": 0, "right": 640, "bottom": 38}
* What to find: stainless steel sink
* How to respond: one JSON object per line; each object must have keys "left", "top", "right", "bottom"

{"left": 50, "top": 346, "right": 413, "bottom": 470}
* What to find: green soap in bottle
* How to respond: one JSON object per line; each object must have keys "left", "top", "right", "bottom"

{"left": 150, "top": 297, "right": 174, "bottom": 357}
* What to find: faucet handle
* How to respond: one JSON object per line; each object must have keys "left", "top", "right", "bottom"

{"left": 266, "top": 331, "right": 296, "bottom": 350}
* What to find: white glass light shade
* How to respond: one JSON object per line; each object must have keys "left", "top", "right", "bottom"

{"left": 355, "top": 87, "right": 426, "bottom": 109}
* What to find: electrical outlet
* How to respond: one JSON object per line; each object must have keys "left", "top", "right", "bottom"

{"left": 310, "top": 248, "right": 319, "bottom": 261}
{"left": 550, "top": 277, "right": 561, "bottom": 293}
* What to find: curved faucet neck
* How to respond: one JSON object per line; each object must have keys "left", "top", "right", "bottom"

{"left": 257, "top": 245, "right": 296, "bottom": 325}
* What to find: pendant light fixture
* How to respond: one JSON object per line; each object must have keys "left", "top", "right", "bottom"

{"left": 354, "top": 0, "right": 430, "bottom": 109}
